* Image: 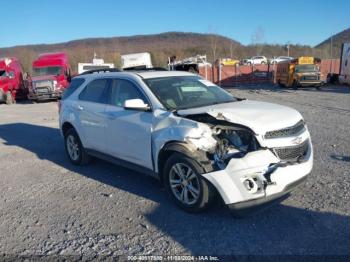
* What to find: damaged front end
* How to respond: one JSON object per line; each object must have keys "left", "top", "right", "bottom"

{"left": 178, "top": 112, "right": 313, "bottom": 212}
{"left": 183, "top": 113, "right": 260, "bottom": 170}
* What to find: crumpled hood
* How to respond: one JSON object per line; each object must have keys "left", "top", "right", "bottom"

{"left": 31, "top": 75, "right": 57, "bottom": 82}
{"left": 177, "top": 100, "right": 303, "bottom": 135}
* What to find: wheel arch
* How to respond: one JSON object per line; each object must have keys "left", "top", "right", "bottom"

{"left": 61, "top": 121, "right": 76, "bottom": 137}
{"left": 157, "top": 141, "right": 214, "bottom": 185}
{"left": 61, "top": 121, "right": 83, "bottom": 146}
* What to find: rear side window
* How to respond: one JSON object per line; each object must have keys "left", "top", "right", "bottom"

{"left": 79, "top": 79, "right": 109, "bottom": 104}
{"left": 62, "top": 78, "right": 85, "bottom": 100}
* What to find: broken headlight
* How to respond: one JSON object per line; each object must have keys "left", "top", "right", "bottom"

{"left": 213, "top": 127, "right": 257, "bottom": 169}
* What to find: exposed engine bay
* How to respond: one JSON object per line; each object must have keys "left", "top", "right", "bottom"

{"left": 212, "top": 126, "right": 258, "bottom": 169}
{"left": 182, "top": 113, "right": 259, "bottom": 170}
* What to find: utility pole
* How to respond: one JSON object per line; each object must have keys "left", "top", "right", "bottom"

{"left": 330, "top": 34, "right": 333, "bottom": 59}
{"left": 286, "top": 42, "right": 291, "bottom": 57}
{"left": 330, "top": 34, "right": 333, "bottom": 79}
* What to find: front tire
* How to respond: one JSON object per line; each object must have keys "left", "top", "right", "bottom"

{"left": 5, "top": 91, "right": 14, "bottom": 105}
{"left": 292, "top": 80, "right": 298, "bottom": 90}
{"left": 64, "top": 128, "right": 91, "bottom": 165}
{"left": 163, "top": 153, "right": 213, "bottom": 213}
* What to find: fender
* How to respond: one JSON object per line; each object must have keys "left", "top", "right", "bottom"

{"left": 157, "top": 141, "right": 215, "bottom": 181}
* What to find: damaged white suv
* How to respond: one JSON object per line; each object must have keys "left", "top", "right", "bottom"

{"left": 59, "top": 70, "right": 313, "bottom": 214}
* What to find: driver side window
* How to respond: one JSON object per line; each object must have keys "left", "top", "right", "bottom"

{"left": 109, "top": 79, "right": 148, "bottom": 107}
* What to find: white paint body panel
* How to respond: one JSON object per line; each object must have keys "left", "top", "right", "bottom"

{"left": 178, "top": 100, "right": 303, "bottom": 135}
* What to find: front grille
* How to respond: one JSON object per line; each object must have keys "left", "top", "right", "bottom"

{"left": 273, "top": 139, "right": 309, "bottom": 161}
{"left": 34, "top": 80, "right": 54, "bottom": 92}
{"left": 36, "top": 87, "right": 49, "bottom": 94}
{"left": 264, "top": 120, "right": 305, "bottom": 139}
{"left": 303, "top": 75, "right": 319, "bottom": 81}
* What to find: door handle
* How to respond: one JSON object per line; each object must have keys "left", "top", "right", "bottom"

{"left": 77, "top": 105, "right": 84, "bottom": 111}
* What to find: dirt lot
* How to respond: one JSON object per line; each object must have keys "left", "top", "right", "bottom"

{"left": 0, "top": 84, "right": 349, "bottom": 258}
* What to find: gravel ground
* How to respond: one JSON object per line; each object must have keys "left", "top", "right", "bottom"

{"left": 0, "top": 84, "right": 349, "bottom": 258}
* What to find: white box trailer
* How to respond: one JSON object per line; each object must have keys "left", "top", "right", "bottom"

{"left": 78, "top": 57, "right": 114, "bottom": 74}
{"left": 121, "top": 52, "right": 153, "bottom": 70}
{"left": 339, "top": 43, "right": 350, "bottom": 85}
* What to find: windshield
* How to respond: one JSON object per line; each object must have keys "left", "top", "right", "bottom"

{"left": 144, "top": 76, "right": 236, "bottom": 110}
{"left": 295, "top": 64, "right": 319, "bottom": 73}
{"left": 0, "top": 70, "right": 6, "bottom": 77}
{"left": 33, "top": 66, "right": 62, "bottom": 77}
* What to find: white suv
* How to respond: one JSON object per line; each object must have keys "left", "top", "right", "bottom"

{"left": 246, "top": 56, "right": 268, "bottom": 65}
{"left": 59, "top": 69, "right": 313, "bottom": 214}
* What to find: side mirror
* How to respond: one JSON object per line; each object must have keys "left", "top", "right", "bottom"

{"left": 124, "top": 99, "right": 150, "bottom": 111}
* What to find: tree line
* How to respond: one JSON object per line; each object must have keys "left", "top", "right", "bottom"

{"left": 0, "top": 32, "right": 339, "bottom": 74}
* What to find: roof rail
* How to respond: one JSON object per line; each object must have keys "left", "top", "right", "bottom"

{"left": 123, "top": 67, "right": 168, "bottom": 72}
{"left": 79, "top": 68, "right": 121, "bottom": 75}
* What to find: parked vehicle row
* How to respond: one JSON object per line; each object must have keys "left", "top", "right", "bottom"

{"left": 217, "top": 56, "right": 294, "bottom": 66}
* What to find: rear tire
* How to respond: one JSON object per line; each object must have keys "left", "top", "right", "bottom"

{"left": 163, "top": 153, "right": 213, "bottom": 213}
{"left": 64, "top": 128, "right": 91, "bottom": 165}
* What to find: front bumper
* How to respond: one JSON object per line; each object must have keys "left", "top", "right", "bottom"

{"left": 228, "top": 175, "right": 307, "bottom": 213}
{"left": 28, "top": 90, "right": 62, "bottom": 100}
{"left": 299, "top": 81, "right": 324, "bottom": 87}
{"left": 202, "top": 139, "right": 313, "bottom": 211}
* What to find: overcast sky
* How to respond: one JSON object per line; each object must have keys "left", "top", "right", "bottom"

{"left": 0, "top": 0, "right": 349, "bottom": 48}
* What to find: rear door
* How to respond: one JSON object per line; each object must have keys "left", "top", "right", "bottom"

{"left": 76, "top": 78, "right": 109, "bottom": 152}
{"left": 104, "top": 78, "right": 154, "bottom": 169}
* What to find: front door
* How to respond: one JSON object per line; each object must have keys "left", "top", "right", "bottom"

{"left": 104, "top": 78, "right": 153, "bottom": 170}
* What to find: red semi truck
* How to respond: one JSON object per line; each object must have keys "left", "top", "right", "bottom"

{"left": 28, "top": 52, "right": 72, "bottom": 101}
{"left": 0, "top": 57, "right": 29, "bottom": 104}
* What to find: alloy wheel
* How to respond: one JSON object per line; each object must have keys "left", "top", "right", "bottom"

{"left": 169, "top": 163, "right": 200, "bottom": 205}
{"left": 66, "top": 134, "right": 80, "bottom": 161}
